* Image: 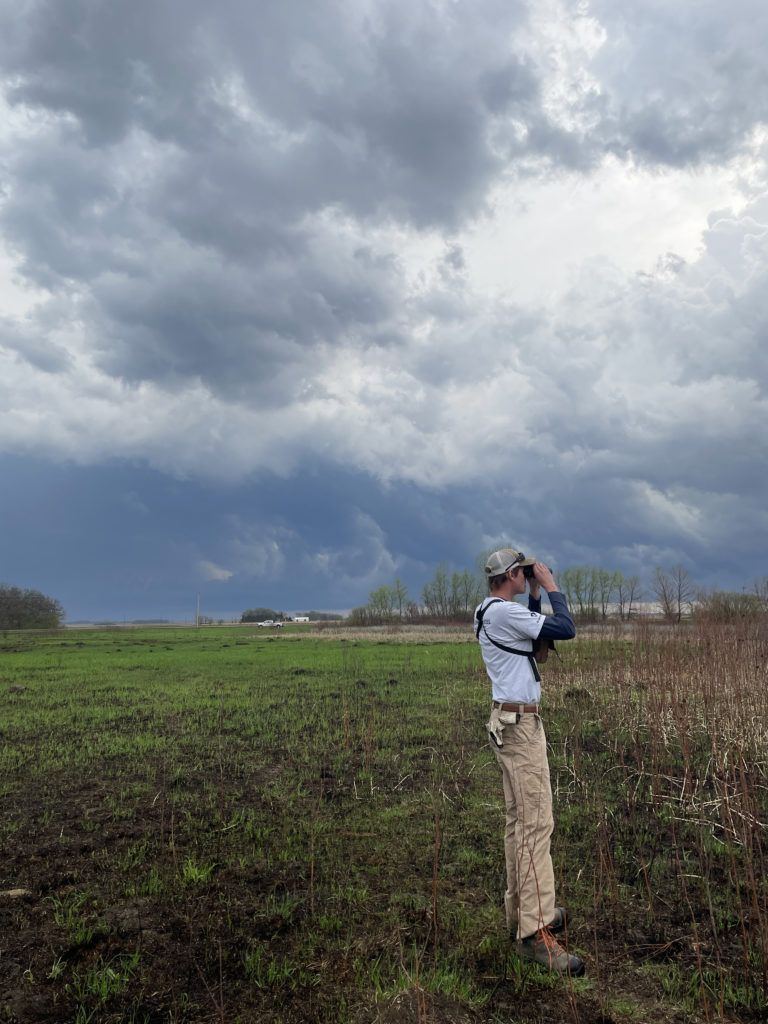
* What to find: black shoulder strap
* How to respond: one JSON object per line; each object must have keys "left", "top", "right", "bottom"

{"left": 475, "top": 598, "right": 502, "bottom": 638}
{"left": 475, "top": 598, "right": 542, "bottom": 683}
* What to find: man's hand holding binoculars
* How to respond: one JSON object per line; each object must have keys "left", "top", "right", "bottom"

{"left": 527, "top": 562, "right": 558, "bottom": 599}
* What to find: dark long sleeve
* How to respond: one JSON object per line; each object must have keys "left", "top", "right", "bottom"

{"left": 532, "top": 590, "right": 576, "bottom": 640}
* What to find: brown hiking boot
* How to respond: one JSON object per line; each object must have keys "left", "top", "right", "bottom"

{"left": 519, "top": 927, "right": 585, "bottom": 976}
{"left": 549, "top": 907, "right": 567, "bottom": 934}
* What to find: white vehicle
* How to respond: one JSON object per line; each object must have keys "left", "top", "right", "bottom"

{"left": 257, "top": 619, "right": 283, "bottom": 628}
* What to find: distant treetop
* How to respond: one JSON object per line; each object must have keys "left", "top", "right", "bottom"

{"left": 0, "top": 584, "right": 64, "bottom": 630}
{"left": 241, "top": 608, "right": 281, "bottom": 623}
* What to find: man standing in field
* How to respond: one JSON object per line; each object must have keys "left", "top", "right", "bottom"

{"left": 475, "top": 548, "right": 584, "bottom": 976}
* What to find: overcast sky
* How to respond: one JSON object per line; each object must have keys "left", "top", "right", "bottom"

{"left": 1, "top": 0, "right": 767, "bottom": 620}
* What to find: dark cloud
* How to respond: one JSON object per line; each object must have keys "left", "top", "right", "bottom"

{"left": 1, "top": 0, "right": 540, "bottom": 229}
{"left": 0, "top": 1, "right": 540, "bottom": 396}
{"left": 1, "top": 0, "right": 767, "bottom": 598}
{"left": 0, "top": 455, "right": 460, "bottom": 618}
{"left": 3, "top": 0, "right": 767, "bottom": 400}
{"left": 1, "top": 0, "right": 214, "bottom": 146}
{"left": 0, "top": 452, "right": 762, "bottom": 622}
{"left": 85, "top": 232, "right": 405, "bottom": 400}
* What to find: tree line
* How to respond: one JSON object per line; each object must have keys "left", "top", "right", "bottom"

{"left": 351, "top": 562, "right": 768, "bottom": 625}
{"left": 348, "top": 567, "right": 486, "bottom": 626}
{"left": 240, "top": 608, "right": 343, "bottom": 623}
{"left": 3, "top": 566, "right": 765, "bottom": 632}
{"left": 559, "top": 565, "right": 699, "bottom": 623}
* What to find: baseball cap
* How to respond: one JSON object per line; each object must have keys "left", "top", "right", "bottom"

{"left": 484, "top": 548, "right": 536, "bottom": 577}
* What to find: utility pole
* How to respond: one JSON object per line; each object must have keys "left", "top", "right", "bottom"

{"left": 196, "top": 593, "right": 201, "bottom": 628}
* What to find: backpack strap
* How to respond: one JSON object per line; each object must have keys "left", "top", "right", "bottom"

{"left": 474, "top": 598, "right": 502, "bottom": 638}
{"left": 475, "top": 598, "right": 542, "bottom": 683}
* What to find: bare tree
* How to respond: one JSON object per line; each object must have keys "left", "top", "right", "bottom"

{"left": 405, "top": 600, "right": 420, "bottom": 622}
{"left": 652, "top": 565, "right": 695, "bottom": 622}
{"left": 597, "top": 569, "right": 621, "bottom": 619}
{"left": 584, "top": 568, "right": 600, "bottom": 619}
{"left": 348, "top": 606, "right": 371, "bottom": 626}
{"left": 616, "top": 574, "right": 642, "bottom": 620}
{"left": 673, "top": 566, "right": 695, "bottom": 621}
{"left": 392, "top": 578, "right": 409, "bottom": 619}
{"left": 452, "top": 570, "right": 484, "bottom": 617}
{"left": 652, "top": 568, "right": 676, "bottom": 621}
{"left": 560, "top": 566, "right": 600, "bottom": 620}
{"left": 422, "top": 565, "right": 451, "bottom": 618}
{"left": 560, "top": 567, "right": 587, "bottom": 616}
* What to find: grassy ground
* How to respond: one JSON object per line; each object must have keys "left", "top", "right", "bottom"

{"left": 0, "top": 621, "right": 766, "bottom": 1023}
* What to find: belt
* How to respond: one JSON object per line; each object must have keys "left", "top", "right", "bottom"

{"left": 493, "top": 701, "right": 539, "bottom": 714}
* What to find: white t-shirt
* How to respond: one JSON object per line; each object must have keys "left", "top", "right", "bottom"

{"left": 475, "top": 597, "right": 546, "bottom": 704}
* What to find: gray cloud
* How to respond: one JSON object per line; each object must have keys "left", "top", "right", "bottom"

{"left": 0, "top": 314, "right": 71, "bottom": 373}
{"left": 1, "top": 0, "right": 768, "bottom": 588}
{"left": 3, "top": 0, "right": 767, "bottom": 403}
{"left": 0, "top": 0, "right": 540, "bottom": 229}
{"left": 584, "top": 0, "right": 768, "bottom": 166}
{"left": 86, "top": 230, "right": 405, "bottom": 400}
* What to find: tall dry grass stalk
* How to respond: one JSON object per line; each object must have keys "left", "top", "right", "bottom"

{"left": 550, "top": 616, "right": 767, "bottom": 1016}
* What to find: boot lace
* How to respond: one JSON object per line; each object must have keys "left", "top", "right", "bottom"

{"left": 536, "top": 927, "right": 565, "bottom": 955}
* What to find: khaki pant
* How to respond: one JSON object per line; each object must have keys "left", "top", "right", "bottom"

{"left": 490, "top": 708, "right": 556, "bottom": 940}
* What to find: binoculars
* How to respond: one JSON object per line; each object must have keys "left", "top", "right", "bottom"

{"left": 523, "top": 564, "right": 550, "bottom": 579}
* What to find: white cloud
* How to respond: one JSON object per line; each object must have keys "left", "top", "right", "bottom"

{"left": 462, "top": 151, "right": 758, "bottom": 304}
{"left": 198, "top": 559, "right": 234, "bottom": 582}
{"left": 629, "top": 482, "right": 705, "bottom": 541}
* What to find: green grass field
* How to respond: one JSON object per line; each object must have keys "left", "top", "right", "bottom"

{"left": 1, "top": 622, "right": 766, "bottom": 1023}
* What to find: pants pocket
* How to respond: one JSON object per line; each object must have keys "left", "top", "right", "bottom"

{"left": 498, "top": 710, "right": 521, "bottom": 726}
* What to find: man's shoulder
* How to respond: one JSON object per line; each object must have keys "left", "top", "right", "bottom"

{"left": 480, "top": 598, "right": 538, "bottom": 622}
{"left": 498, "top": 598, "right": 536, "bottom": 617}
{"left": 474, "top": 597, "right": 503, "bottom": 618}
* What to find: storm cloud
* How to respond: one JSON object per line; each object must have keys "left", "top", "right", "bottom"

{"left": 1, "top": 0, "right": 767, "bottom": 614}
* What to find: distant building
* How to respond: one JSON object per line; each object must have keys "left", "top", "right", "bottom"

{"left": 294, "top": 616, "right": 310, "bottom": 623}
